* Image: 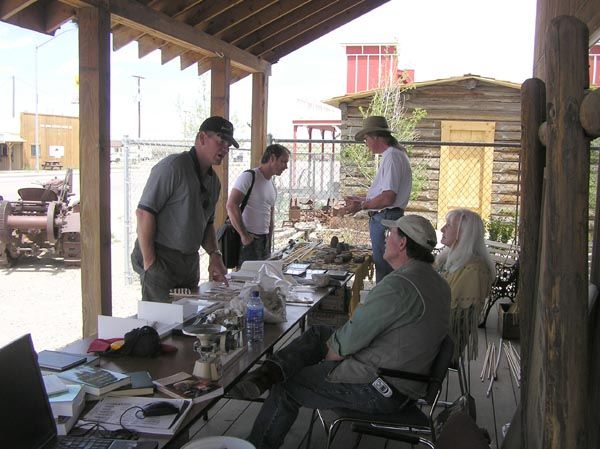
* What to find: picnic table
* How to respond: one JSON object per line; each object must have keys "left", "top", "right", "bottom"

{"left": 42, "top": 160, "right": 63, "bottom": 170}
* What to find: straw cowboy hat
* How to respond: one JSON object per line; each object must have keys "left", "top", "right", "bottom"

{"left": 354, "top": 116, "right": 394, "bottom": 141}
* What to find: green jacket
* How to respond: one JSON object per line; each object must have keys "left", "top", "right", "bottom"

{"left": 327, "top": 259, "right": 451, "bottom": 399}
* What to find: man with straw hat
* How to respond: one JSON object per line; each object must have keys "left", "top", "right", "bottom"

{"left": 346, "top": 115, "right": 412, "bottom": 283}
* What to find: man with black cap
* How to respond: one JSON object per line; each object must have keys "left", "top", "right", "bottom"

{"left": 131, "top": 116, "right": 237, "bottom": 301}
{"left": 231, "top": 215, "right": 450, "bottom": 449}
{"left": 346, "top": 115, "right": 412, "bottom": 283}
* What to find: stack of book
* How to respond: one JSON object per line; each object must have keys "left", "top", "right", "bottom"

{"left": 57, "top": 365, "right": 131, "bottom": 397}
{"left": 44, "top": 380, "right": 86, "bottom": 435}
{"left": 106, "top": 371, "right": 154, "bottom": 397}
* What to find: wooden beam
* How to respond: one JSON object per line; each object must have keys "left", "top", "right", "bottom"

{"left": 111, "top": 24, "right": 144, "bottom": 51}
{"left": 203, "top": 0, "right": 279, "bottom": 38}
{"left": 251, "top": 71, "right": 268, "bottom": 167}
{"left": 137, "top": 33, "right": 165, "bottom": 58}
{"left": 210, "top": 57, "right": 231, "bottom": 229}
{"left": 233, "top": 0, "right": 340, "bottom": 51}
{"left": 160, "top": 42, "right": 185, "bottom": 64}
{"left": 78, "top": 4, "right": 112, "bottom": 336}
{"left": 518, "top": 77, "right": 546, "bottom": 449}
{"left": 533, "top": 15, "right": 589, "bottom": 449}
{"left": 45, "top": 1, "right": 77, "bottom": 33}
{"left": 3, "top": 0, "right": 46, "bottom": 34}
{"left": 177, "top": 0, "right": 243, "bottom": 29}
{"left": 107, "top": 0, "right": 271, "bottom": 74}
{"left": 180, "top": 50, "right": 203, "bottom": 70}
{"left": 0, "top": 0, "right": 37, "bottom": 20}
{"left": 223, "top": 0, "right": 311, "bottom": 45}
{"left": 256, "top": 0, "right": 390, "bottom": 61}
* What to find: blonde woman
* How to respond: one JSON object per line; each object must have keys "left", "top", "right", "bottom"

{"left": 436, "top": 209, "right": 495, "bottom": 361}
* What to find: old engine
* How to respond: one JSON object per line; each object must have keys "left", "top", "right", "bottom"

{"left": 0, "top": 169, "right": 80, "bottom": 267}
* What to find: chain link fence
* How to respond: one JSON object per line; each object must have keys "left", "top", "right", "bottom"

{"left": 114, "top": 138, "right": 600, "bottom": 285}
{"left": 113, "top": 137, "right": 524, "bottom": 283}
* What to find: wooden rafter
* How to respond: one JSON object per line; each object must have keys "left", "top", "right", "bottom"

{"left": 108, "top": 0, "right": 271, "bottom": 74}
{"left": 137, "top": 33, "right": 166, "bottom": 58}
{"left": 257, "top": 0, "right": 389, "bottom": 61}
{"left": 202, "top": 0, "right": 279, "bottom": 39}
{"left": 0, "top": 0, "right": 37, "bottom": 20}
{"left": 45, "top": 1, "right": 76, "bottom": 33}
{"left": 234, "top": 0, "right": 347, "bottom": 53}
{"left": 160, "top": 41, "right": 186, "bottom": 64}
{"left": 222, "top": 0, "right": 312, "bottom": 45}
{"left": 178, "top": 0, "right": 244, "bottom": 29}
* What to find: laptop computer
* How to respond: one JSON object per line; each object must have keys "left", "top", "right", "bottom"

{"left": 0, "top": 334, "right": 158, "bottom": 449}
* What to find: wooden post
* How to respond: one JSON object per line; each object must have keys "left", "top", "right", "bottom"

{"left": 251, "top": 72, "right": 268, "bottom": 168}
{"left": 210, "top": 56, "right": 231, "bottom": 228}
{"left": 517, "top": 78, "right": 546, "bottom": 448}
{"left": 536, "top": 15, "right": 589, "bottom": 449}
{"left": 78, "top": 4, "right": 112, "bottom": 336}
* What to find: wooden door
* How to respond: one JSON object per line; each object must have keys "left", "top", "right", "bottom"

{"left": 436, "top": 120, "right": 495, "bottom": 227}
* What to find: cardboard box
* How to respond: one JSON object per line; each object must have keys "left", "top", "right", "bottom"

{"left": 498, "top": 303, "right": 519, "bottom": 340}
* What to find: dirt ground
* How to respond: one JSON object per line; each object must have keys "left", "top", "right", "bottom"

{"left": 0, "top": 239, "right": 141, "bottom": 352}
{"left": 0, "top": 169, "right": 143, "bottom": 352}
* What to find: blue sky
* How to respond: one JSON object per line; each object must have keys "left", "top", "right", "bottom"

{"left": 0, "top": 0, "right": 537, "bottom": 140}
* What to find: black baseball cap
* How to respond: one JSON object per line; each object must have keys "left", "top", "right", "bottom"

{"left": 199, "top": 116, "right": 239, "bottom": 148}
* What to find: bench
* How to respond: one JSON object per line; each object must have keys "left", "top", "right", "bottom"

{"left": 42, "top": 161, "right": 63, "bottom": 170}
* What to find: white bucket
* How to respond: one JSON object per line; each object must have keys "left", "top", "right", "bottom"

{"left": 181, "top": 436, "right": 256, "bottom": 449}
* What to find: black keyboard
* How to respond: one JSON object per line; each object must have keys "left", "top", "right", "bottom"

{"left": 57, "top": 436, "right": 115, "bottom": 449}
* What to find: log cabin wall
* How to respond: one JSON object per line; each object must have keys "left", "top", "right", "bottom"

{"left": 336, "top": 77, "right": 521, "bottom": 228}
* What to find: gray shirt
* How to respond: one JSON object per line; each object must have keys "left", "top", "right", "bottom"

{"left": 138, "top": 148, "right": 221, "bottom": 254}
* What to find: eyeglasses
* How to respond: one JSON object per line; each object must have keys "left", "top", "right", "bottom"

{"left": 208, "top": 132, "right": 231, "bottom": 149}
{"left": 385, "top": 228, "right": 392, "bottom": 238}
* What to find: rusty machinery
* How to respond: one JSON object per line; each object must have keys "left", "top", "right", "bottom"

{"left": 0, "top": 169, "right": 80, "bottom": 267}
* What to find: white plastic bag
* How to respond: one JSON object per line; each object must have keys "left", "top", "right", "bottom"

{"left": 236, "top": 264, "right": 290, "bottom": 323}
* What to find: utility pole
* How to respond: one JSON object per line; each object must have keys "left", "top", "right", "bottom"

{"left": 12, "top": 76, "right": 15, "bottom": 118}
{"left": 132, "top": 75, "right": 144, "bottom": 139}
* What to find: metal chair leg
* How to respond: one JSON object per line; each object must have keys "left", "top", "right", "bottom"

{"left": 305, "top": 409, "right": 317, "bottom": 449}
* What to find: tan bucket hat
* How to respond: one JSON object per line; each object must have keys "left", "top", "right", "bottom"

{"left": 354, "top": 116, "right": 393, "bottom": 141}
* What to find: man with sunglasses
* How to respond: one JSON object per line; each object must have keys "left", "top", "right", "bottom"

{"left": 131, "top": 116, "right": 236, "bottom": 301}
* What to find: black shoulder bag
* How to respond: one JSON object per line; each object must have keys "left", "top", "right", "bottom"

{"left": 217, "top": 169, "right": 256, "bottom": 268}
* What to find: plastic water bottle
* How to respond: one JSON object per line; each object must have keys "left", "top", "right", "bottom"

{"left": 246, "top": 290, "right": 264, "bottom": 343}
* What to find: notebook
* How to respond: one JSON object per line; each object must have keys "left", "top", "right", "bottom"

{"left": 0, "top": 334, "right": 158, "bottom": 449}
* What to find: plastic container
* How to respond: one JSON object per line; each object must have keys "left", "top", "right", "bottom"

{"left": 246, "top": 290, "right": 264, "bottom": 343}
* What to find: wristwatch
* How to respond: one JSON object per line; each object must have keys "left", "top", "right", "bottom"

{"left": 209, "top": 249, "right": 223, "bottom": 257}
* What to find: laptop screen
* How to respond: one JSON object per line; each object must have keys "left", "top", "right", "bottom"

{"left": 0, "top": 334, "right": 56, "bottom": 449}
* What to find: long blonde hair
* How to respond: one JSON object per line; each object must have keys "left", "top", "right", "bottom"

{"left": 436, "top": 208, "right": 495, "bottom": 276}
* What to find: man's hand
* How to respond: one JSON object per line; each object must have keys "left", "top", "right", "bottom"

{"left": 325, "top": 344, "right": 344, "bottom": 361}
{"left": 208, "top": 253, "right": 229, "bottom": 286}
{"left": 241, "top": 233, "right": 255, "bottom": 246}
{"left": 142, "top": 254, "right": 156, "bottom": 271}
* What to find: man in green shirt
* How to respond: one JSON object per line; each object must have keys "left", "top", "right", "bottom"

{"left": 231, "top": 215, "right": 451, "bottom": 449}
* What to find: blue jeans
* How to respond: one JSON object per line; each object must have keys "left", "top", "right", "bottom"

{"left": 238, "top": 234, "right": 270, "bottom": 266}
{"left": 248, "top": 325, "right": 409, "bottom": 449}
{"left": 369, "top": 208, "right": 405, "bottom": 283}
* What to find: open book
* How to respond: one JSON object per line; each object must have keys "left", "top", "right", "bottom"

{"left": 154, "top": 372, "right": 223, "bottom": 404}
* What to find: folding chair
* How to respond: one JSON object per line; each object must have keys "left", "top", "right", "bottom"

{"left": 350, "top": 409, "right": 490, "bottom": 449}
{"left": 305, "top": 335, "right": 454, "bottom": 449}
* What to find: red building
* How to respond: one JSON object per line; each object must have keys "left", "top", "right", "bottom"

{"left": 343, "top": 43, "right": 414, "bottom": 94}
{"left": 590, "top": 43, "right": 600, "bottom": 87}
